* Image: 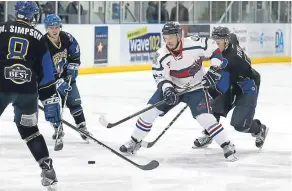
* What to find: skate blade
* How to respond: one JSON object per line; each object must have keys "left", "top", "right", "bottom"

{"left": 258, "top": 127, "right": 269, "bottom": 150}
{"left": 46, "top": 184, "right": 58, "bottom": 191}
{"left": 226, "top": 154, "right": 239, "bottom": 162}
{"left": 192, "top": 144, "right": 210, "bottom": 149}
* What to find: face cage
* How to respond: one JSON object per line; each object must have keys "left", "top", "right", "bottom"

{"left": 31, "top": 13, "right": 40, "bottom": 27}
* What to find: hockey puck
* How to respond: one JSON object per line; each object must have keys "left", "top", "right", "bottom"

{"left": 88, "top": 161, "right": 95, "bottom": 164}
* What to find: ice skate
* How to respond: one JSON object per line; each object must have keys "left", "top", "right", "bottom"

{"left": 39, "top": 158, "right": 58, "bottom": 190}
{"left": 221, "top": 142, "right": 238, "bottom": 162}
{"left": 77, "top": 122, "right": 92, "bottom": 142}
{"left": 120, "top": 137, "right": 142, "bottom": 155}
{"left": 193, "top": 130, "right": 213, "bottom": 148}
{"left": 252, "top": 120, "right": 269, "bottom": 149}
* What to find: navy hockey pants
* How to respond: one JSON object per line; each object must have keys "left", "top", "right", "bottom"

{"left": 211, "top": 89, "right": 259, "bottom": 132}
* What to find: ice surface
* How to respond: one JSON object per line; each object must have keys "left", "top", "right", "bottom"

{"left": 0, "top": 63, "right": 291, "bottom": 191}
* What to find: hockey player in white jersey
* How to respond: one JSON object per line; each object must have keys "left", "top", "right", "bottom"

{"left": 119, "top": 22, "right": 238, "bottom": 161}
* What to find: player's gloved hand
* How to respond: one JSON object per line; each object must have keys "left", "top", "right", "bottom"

{"left": 42, "top": 94, "right": 61, "bottom": 123}
{"left": 66, "top": 63, "right": 79, "bottom": 80}
{"left": 56, "top": 78, "right": 72, "bottom": 96}
{"left": 202, "top": 67, "right": 222, "bottom": 88}
{"left": 55, "top": 57, "right": 68, "bottom": 74}
{"left": 163, "top": 87, "right": 178, "bottom": 105}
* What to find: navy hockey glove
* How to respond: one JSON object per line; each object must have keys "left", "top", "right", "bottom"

{"left": 56, "top": 78, "right": 72, "bottom": 97}
{"left": 66, "top": 63, "right": 79, "bottom": 80}
{"left": 202, "top": 67, "right": 222, "bottom": 88}
{"left": 163, "top": 87, "right": 179, "bottom": 105}
{"left": 55, "top": 57, "right": 68, "bottom": 74}
{"left": 42, "top": 94, "right": 61, "bottom": 123}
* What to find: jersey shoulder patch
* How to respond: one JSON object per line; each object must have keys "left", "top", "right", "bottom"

{"left": 61, "top": 31, "right": 74, "bottom": 42}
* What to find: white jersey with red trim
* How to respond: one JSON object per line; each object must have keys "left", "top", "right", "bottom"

{"left": 152, "top": 36, "right": 222, "bottom": 92}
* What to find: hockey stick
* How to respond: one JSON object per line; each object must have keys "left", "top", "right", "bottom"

{"left": 141, "top": 104, "right": 188, "bottom": 148}
{"left": 54, "top": 76, "right": 72, "bottom": 151}
{"left": 99, "top": 82, "right": 201, "bottom": 129}
{"left": 38, "top": 105, "right": 159, "bottom": 171}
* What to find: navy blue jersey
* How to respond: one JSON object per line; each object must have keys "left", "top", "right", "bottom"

{"left": 44, "top": 31, "right": 80, "bottom": 80}
{"left": 0, "top": 20, "right": 56, "bottom": 101}
{"left": 215, "top": 33, "right": 260, "bottom": 95}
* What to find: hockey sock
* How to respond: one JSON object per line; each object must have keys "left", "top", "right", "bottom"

{"left": 70, "top": 106, "right": 86, "bottom": 125}
{"left": 206, "top": 122, "right": 228, "bottom": 146}
{"left": 132, "top": 107, "right": 161, "bottom": 142}
{"left": 26, "top": 133, "right": 49, "bottom": 162}
{"left": 248, "top": 119, "right": 262, "bottom": 134}
{"left": 133, "top": 117, "right": 153, "bottom": 142}
{"left": 196, "top": 114, "right": 229, "bottom": 146}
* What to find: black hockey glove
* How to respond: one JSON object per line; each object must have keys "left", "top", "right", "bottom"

{"left": 202, "top": 67, "right": 222, "bottom": 88}
{"left": 163, "top": 87, "right": 179, "bottom": 106}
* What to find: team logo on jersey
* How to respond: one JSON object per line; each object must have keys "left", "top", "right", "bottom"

{"left": 4, "top": 64, "right": 32, "bottom": 84}
{"left": 65, "top": 32, "right": 74, "bottom": 42}
{"left": 220, "top": 58, "right": 228, "bottom": 69}
{"left": 52, "top": 49, "right": 68, "bottom": 66}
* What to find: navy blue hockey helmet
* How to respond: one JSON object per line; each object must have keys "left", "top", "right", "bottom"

{"left": 15, "top": 1, "right": 40, "bottom": 24}
{"left": 162, "top": 22, "right": 182, "bottom": 51}
{"left": 162, "top": 21, "right": 182, "bottom": 37}
{"left": 211, "top": 26, "right": 230, "bottom": 39}
{"left": 44, "top": 14, "right": 62, "bottom": 28}
{"left": 212, "top": 26, "right": 231, "bottom": 49}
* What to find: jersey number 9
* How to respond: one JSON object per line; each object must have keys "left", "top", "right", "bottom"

{"left": 7, "top": 37, "right": 29, "bottom": 60}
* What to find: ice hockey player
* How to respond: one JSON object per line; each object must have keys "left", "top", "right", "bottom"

{"left": 0, "top": 1, "right": 59, "bottom": 189}
{"left": 119, "top": 22, "right": 238, "bottom": 161}
{"left": 193, "top": 26, "right": 269, "bottom": 149}
{"left": 43, "top": 14, "right": 92, "bottom": 143}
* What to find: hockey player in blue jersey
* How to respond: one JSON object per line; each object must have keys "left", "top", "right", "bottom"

{"left": 193, "top": 27, "right": 269, "bottom": 149}
{"left": 43, "top": 14, "right": 92, "bottom": 145}
{"left": 0, "top": 1, "right": 59, "bottom": 189}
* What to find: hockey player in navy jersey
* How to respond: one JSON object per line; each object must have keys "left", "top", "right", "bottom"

{"left": 0, "top": 1, "right": 59, "bottom": 189}
{"left": 193, "top": 27, "right": 269, "bottom": 149}
{"left": 43, "top": 14, "right": 92, "bottom": 145}
{"left": 119, "top": 22, "right": 238, "bottom": 161}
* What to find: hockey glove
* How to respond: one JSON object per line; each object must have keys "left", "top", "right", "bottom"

{"left": 55, "top": 57, "right": 68, "bottom": 74}
{"left": 163, "top": 87, "right": 179, "bottom": 106}
{"left": 202, "top": 67, "right": 222, "bottom": 88}
{"left": 66, "top": 63, "right": 79, "bottom": 80}
{"left": 42, "top": 94, "right": 61, "bottom": 123}
{"left": 56, "top": 78, "right": 72, "bottom": 97}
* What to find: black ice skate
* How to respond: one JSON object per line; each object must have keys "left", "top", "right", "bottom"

{"left": 193, "top": 130, "right": 213, "bottom": 148}
{"left": 39, "top": 158, "right": 58, "bottom": 190}
{"left": 120, "top": 136, "right": 142, "bottom": 155}
{"left": 252, "top": 120, "right": 269, "bottom": 149}
{"left": 77, "top": 122, "right": 92, "bottom": 142}
{"left": 221, "top": 141, "right": 238, "bottom": 162}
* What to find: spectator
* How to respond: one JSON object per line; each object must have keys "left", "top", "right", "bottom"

{"left": 170, "top": 2, "right": 189, "bottom": 22}
{"left": 160, "top": 1, "right": 169, "bottom": 23}
{"left": 66, "top": 1, "right": 84, "bottom": 15}
{"left": 146, "top": 1, "right": 158, "bottom": 23}
{"left": 41, "top": 1, "right": 67, "bottom": 23}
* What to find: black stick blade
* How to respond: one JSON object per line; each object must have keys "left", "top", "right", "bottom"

{"left": 139, "top": 160, "right": 159, "bottom": 170}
